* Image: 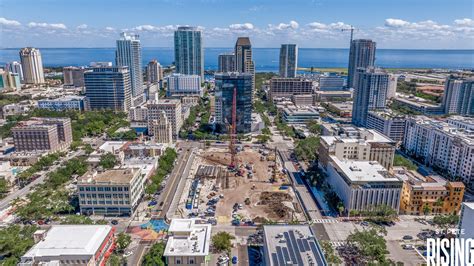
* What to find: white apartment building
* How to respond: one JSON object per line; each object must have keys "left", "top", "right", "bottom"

{"left": 319, "top": 126, "right": 396, "bottom": 170}
{"left": 325, "top": 156, "right": 403, "bottom": 212}
{"left": 129, "top": 105, "right": 148, "bottom": 122}
{"left": 367, "top": 110, "right": 406, "bottom": 142}
{"left": 19, "top": 47, "right": 45, "bottom": 84}
{"left": 166, "top": 73, "right": 202, "bottom": 97}
{"left": 403, "top": 116, "right": 474, "bottom": 191}
{"left": 164, "top": 219, "right": 211, "bottom": 266}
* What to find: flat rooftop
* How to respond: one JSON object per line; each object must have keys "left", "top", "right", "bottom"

{"left": 321, "top": 128, "right": 393, "bottom": 145}
{"left": 164, "top": 219, "right": 211, "bottom": 257}
{"left": 263, "top": 225, "right": 326, "bottom": 266}
{"left": 330, "top": 155, "right": 400, "bottom": 183}
{"left": 22, "top": 225, "right": 112, "bottom": 259}
{"left": 78, "top": 168, "right": 139, "bottom": 184}
{"left": 98, "top": 141, "right": 128, "bottom": 153}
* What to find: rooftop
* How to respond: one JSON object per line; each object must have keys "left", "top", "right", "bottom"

{"left": 330, "top": 155, "right": 400, "bottom": 183}
{"left": 39, "top": 95, "right": 87, "bottom": 102}
{"left": 164, "top": 219, "right": 211, "bottom": 257}
{"left": 321, "top": 128, "right": 393, "bottom": 145}
{"left": 368, "top": 109, "right": 406, "bottom": 119}
{"left": 22, "top": 225, "right": 112, "bottom": 259}
{"left": 263, "top": 225, "right": 326, "bottom": 266}
{"left": 78, "top": 168, "right": 140, "bottom": 184}
{"left": 236, "top": 37, "right": 251, "bottom": 46}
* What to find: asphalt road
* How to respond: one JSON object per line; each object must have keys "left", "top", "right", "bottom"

{"left": 0, "top": 150, "right": 83, "bottom": 211}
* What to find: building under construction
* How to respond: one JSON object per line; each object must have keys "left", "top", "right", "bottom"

{"left": 214, "top": 72, "right": 253, "bottom": 134}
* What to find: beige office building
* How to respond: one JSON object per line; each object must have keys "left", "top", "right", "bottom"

{"left": 150, "top": 111, "right": 173, "bottom": 144}
{"left": 147, "top": 99, "right": 182, "bottom": 141}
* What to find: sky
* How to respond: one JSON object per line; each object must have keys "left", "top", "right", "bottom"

{"left": 0, "top": 0, "right": 473, "bottom": 49}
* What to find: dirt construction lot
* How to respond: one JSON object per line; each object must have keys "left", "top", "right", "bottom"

{"left": 199, "top": 147, "right": 306, "bottom": 225}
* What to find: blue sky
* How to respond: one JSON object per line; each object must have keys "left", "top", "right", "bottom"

{"left": 1, "top": 0, "right": 473, "bottom": 48}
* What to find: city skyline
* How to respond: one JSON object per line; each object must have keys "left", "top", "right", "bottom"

{"left": 1, "top": 0, "right": 473, "bottom": 49}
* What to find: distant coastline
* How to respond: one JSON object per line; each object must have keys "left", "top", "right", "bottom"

{"left": 1, "top": 47, "right": 473, "bottom": 71}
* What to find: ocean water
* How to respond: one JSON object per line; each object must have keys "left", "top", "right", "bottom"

{"left": 1, "top": 47, "right": 473, "bottom": 72}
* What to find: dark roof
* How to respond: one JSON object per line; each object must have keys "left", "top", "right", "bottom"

{"left": 236, "top": 37, "right": 251, "bottom": 46}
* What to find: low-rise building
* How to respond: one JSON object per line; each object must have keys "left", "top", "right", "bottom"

{"left": 323, "top": 102, "right": 352, "bottom": 118}
{"left": 2, "top": 103, "right": 31, "bottom": 118}
{"left": 367, "top": 110, "right": 406, "bottom": 142}
{"left": 20, "top": 225, "right": 115, "bottom": 266}
{"left": 319, "top": 126, "right": 396, "bottom": 170}
{"left": 282, "top": 105, "right": 320, "bottom": 125}
{"left": 314, "top": 90, "right": 352, "bottom": 102}
{"left": 325, "top": 156, "right": 403, "bottom": 212}
{"left": 393, "top": 96, "right": 444, "bottom": 115}
{"left": 123, "top": 142, "right": 166, "bottom": 158}
{"left": 38, "top": 95, "right": 89, "bottom": 112}
{"left": 78, "top": 168, "right": 146, "bottom": 216}
{"left": 86, "top": 141, "right": 127, "bottom": 167}
{"left": 291, "top": 94, "right": 314, "bottom": 106}
{"left": 394, "top": 167, "right": 465, "bottom": 215}
{"left": 12, "top": 117, "right": 73, "bottom": 152}
{"left": 164, "top": 219, "right": 211, "bottom": 266}
{"left": 263, "top": 225, "right": 327, "bottom": 266}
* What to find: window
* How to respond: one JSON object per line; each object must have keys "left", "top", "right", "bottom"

{"left": 176, "top": 259, "right": 181, "bottom": 264}
{"left": 189, "top": 259, "right": 194, "bottom": 264}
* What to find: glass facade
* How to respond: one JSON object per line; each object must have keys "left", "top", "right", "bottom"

{"left": 215, "top": 73, "right": 253, "bottom": 133}
{"left": 174, "top": 26, "right": 203, "bottom": 79}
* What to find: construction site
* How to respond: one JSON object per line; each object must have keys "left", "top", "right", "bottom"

{"left": 175, "top": 145, "right": 306, "bottom": 225}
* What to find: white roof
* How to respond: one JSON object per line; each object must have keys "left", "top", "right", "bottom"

{"left": 164, "top": 219, "right": 211, "bottom": 257}
{"left": 99, "top": 141, "right": 127, "bottom": 153}
{"left": 22, "top": 225, "right": 112, "bottom": 259}
{"left": 330, "top": 155, "right": 400, "bottom": 183}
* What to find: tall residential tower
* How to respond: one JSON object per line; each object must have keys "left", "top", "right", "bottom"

{"left": 174, "top": 26, "right": 204, "bottom": 79}
{"left": 352, "top": 68, "right": 389, "bottom": 127}
{"left": 116, "top": 33, "right": 144, "bottom": 99}
{"left": 347, "top": 39, "right": 376, "bottom": 88}
{"left": 19, "top": 47, "right": 45, "bottom": 84}
{"left": 279, "top": 44, "right": 298, "bottom": 78}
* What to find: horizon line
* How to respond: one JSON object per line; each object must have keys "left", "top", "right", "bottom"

{"left": 1, "top": 47, "right": 474, "bottom": 51}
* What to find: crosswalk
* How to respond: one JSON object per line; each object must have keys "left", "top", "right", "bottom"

{"left": 330, "top": 241, "right": 345, "bottom": 248}
{"left": 311, "top": 219, "right": 339, "bottom": 224}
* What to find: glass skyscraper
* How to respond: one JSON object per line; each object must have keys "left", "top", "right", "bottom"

{"left": 115, "top": 33, "right": 143, "bottom": 98}
{"left": 174, "top": 26, "right": 203, "bottom": 79}
{"left": 347, "top": 39, "right": 376, "bottom": 88}
{"left": 352, "top": 67, "right": 389, "bottom": 127}
{"left": 279, "top": 44, "right": 298, "bottom": 78}
{"left": 84, "top": 66, "right": 132, "bottom": 112}
{"left": 215, "top": 72, "right": 253, "bottom": 133}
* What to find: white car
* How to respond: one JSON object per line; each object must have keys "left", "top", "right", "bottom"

{"left": 123, "top": 251, "right": 133, "bottom": 257}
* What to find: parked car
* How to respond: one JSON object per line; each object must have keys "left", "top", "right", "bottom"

{"left": 232, "top": 256, "right": 238, "bottom": 264}
{"left": 403, "top": 235, "right": 413, "bottom": 240}
{"left": 111, "top": 220, "right": 119, "bottom": 225}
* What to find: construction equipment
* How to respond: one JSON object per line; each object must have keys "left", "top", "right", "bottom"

{"left": 341, "top": 25, "right": 357, "bottom": 44}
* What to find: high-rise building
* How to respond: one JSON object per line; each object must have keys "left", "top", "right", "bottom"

{"left": 84, "top": 66, "right": 132, "bottom": 112}
{"left": 442, "top": 76, "right": 474, "bottom": 115}
{"left": 146, "top": 59, "right": 163, "bottom": 84}
{"left": 347, "top": 39, "right": 376, "bottom": 88}
{"left": 279, "top": 44, "right": 298, "bottom": 78}
{"left": 19, "top": 47, "right": 45, "bottom": 84}
{"left": 116, "top": 33, "right": 144, "bottom": 99}
{"left": 0, "top": 70, "right": 21, "bottom": 91}
{"left": 269, "top": 78, "right": 313, "bottom": 100}
{"left": 214, "top": 72, "right": 253, "bottom": 133}
{"left": 150, "top": 111, "right": 173, "bottom": 144}
{"left": 63, "top": 66, "right": 86, "bottom": 87}
{"left": 352, "top": 68, "right": 389, "bottom": 127}
{"left": 218, "top": 53, "right": 236, "bottom": 72}
{"left": 174, "top": 26, "right": 203, "bottom": 79}
{"left": 386, "top": 74, "right": 398, "bottom": 99}
{"left": 147, "top": 99, "right": 182, "bottom": 141}
{"left": 166, "top": 73, "right": 202, "bottom": 97}
{"left": 6, "top": 61, "right": 23, "bottom": 82}
{"left": 235, "top": 37, "right": 254, "bottom": 73}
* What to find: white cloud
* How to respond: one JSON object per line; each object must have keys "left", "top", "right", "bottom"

{"left": 270, "top": 20, "right": 299, "bottom": 30}
{"left": 132, "top": 24, "right": 177, "bottom": 32}
{"left": 229, "top": 23, "right": 254, "bottom": 30}
{"left": 0, "top": 17, "right": 21, "bottom": 27}
{"left": 307, "top": 22, "right": 327, "bottom": 30}
{"left": 77, "top": 24, "right": 88, "bottom": 29}
{"left": 28, "top": 22, "right": 67, "bottom": 30}
{"left": 454, "top": 18, "right": 474, "bottom": 27}
{"left": 385, "top": 18, "right": 410, "bottom": 28}
{"left": 105, "top": 26, "right": 116, "bottom": 31}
